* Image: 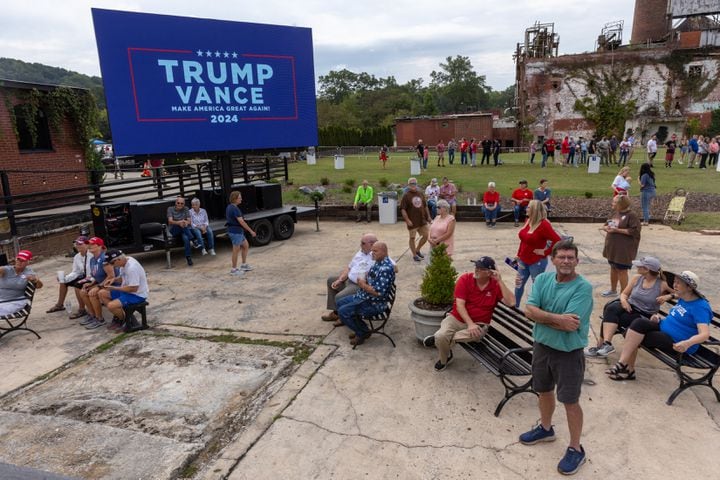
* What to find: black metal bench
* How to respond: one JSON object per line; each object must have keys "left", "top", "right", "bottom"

{"left": 0, "top": 282, "right": 39, "bottom": 341}
{"left": 458, "top": 302, "right": 537, "bottom": 416}
{"left": 615, "top": 300, "right": 720, "bottom": 406}
{"left": 353, "top": 283, "right": 397, "bottom": 350}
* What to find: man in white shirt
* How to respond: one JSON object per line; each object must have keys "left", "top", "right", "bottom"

{"left": 646, "top": 135, "right": 658, "bottom": 165}
{"left": 98, "top": 250, "right": 149, "bottom": 332}
{"left": 321, "top": 233, "right": 378, "bottom": 323}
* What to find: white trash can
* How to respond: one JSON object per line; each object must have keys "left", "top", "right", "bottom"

{"left": 410, "top": 158, "right": 421, "bottom": 175}
{"left": 307, "top": 147, "right": 316, "bottom": 165}
{"left": 378, "top": 192, "right": 398, "bottom": 224}
{"left": 334, "top": 154, "right": 345, "bottom": 169}
{"left": 587, "top": 154, "right": 600, "bottom": 173}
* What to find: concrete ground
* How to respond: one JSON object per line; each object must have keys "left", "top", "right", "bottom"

{"left": 0, "top": 219, "right": 718, "bottom": 479}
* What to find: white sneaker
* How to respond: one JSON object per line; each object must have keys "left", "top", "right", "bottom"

{"left": 600, "top": 290, "right": 618, "bottom": 297}
{"left": 201, "top": 248, "right": 208, "bottom": 256}
{"left": 230, "top": 268, "right": 245, "bottom": 277}
{"left": 240, "top": 263, "right": 253, "bottom": 271}
{"left": 209, "top": 249, "right": 216, "bottom": 256}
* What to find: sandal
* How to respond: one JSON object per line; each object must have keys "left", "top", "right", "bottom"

{"left": 46, "top": 304, "right": 65, "bottom": 313}
{"left": 609, "top": 369, "right": 636, "bottom": 381}
{"left": 69, "top": 309, "right": 87, "bottom": 319}
{"left": 605, "top": 362, "right": 629, "bottom": 375}
{"left": 332, "top": 320, "right": 343, "bottom": 327}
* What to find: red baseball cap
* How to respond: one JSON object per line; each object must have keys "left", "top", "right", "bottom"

{"left": 88, "top": 237, "right": 105, "bottom": 247}
{"left": 16, "top": 250, "right": 32, "bottom": 261}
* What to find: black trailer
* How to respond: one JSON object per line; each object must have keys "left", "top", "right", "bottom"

{"left": 90, "top": 157, "right": 314, "bottom": 267}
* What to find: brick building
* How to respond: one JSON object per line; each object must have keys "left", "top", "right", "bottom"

{"left": 0, "top": 79, "right": 90, "bottom": 199}
{"left": 394, "top": 113, "right": 493, "bottom": 147}
{"left": 515, "top": 0, "right": 720, "bottom": 145}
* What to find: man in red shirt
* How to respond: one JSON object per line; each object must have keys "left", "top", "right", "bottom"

{"left": 459, "top": 137, "right": 469, "bottom": 165}
{"left": 422, "top": 257, "right": 515, "bottom": 371}
{"left": 544, "top": 138, "right": 556, "bottom": 165}
{"left": 511, "top": 179, "right": 534, "bottom": 227}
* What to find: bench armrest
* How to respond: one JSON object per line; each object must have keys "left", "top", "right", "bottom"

{"left": 499, "top": 346, "right": 533, "bottom": 374}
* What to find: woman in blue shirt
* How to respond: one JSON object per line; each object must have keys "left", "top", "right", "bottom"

{"left": 605, "top": 270, "right": 711, "bottom": 381}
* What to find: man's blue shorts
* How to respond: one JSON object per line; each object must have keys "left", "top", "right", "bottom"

{"left": 110, "top": 290, "right": 146, "bottom": 306}
{"left": 228, "top": 232, "right": 246, "bottom": 246}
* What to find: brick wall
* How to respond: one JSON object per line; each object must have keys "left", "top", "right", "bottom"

{"left": 0, "top": 87, "right": 89, "bottom": 198}
{"left": 395, "top": 115, "right": 494, "bottom": 146}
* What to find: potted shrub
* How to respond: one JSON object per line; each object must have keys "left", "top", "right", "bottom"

{"left": 409, "top": 243, "right": 458, "bottom": 341}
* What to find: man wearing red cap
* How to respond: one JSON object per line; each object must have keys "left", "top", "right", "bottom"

{"left": 0, "top": 250, "right": 43, "bottom": 316}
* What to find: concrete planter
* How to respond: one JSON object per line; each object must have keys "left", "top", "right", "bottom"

{"left": 409, "top": 299, "right": 449, "bottom": 341}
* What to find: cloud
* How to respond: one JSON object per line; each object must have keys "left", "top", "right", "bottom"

{"left": 0, "top": 0, "right": 637, "bottom": 90}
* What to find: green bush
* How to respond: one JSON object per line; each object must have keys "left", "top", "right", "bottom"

{"left": 344, "top": 178, "right": 356, "bottom": 187}
{"left": 341, "top": 185, "right": 353, "bottom": 194}
{"left": 320, "top": 177, "right": 330, "bottom": 186}
{"left": 378, "top": 177, "right": 389, "bottom": 188}
{"left": 420, "top": 243, "right": 458, "bottom": 306}
{"left": 584, "top": 192, "right": 593, "bottom": 198}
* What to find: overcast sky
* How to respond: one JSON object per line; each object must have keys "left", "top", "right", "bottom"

{"left": 0, "top": 0, "right": 637, "bottom": 90}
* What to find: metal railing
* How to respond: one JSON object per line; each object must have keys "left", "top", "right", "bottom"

{"left": 0, "top": 156, "right": 288, "bottom": 238}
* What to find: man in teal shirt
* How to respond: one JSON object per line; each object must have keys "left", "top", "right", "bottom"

{"left": 353, "top": 179, "right": 374, "bottom": 223}
{"left": 520, "top": 240, "right": 593, "bottom": 476}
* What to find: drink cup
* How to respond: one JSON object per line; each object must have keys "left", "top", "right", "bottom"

{"left": 57, "top": 271, "right": 65, "bottom": 283}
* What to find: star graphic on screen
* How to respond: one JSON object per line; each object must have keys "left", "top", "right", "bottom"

{"left": 205, "top": 50, "right": 212, "bottom": 56}
{"left": 231, "top": 52, "right": 238, "bottom": 59}
{"left": 214, "top": 51, "right": 221, "bottom": 57}
{"left": 223, "top": 51, "right": 229, "bottom": 58}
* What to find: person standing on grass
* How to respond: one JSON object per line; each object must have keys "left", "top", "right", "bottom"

{"left": 664, "top": 134, "right": 677, "bottom": 168}
{"left": 529, "top": 141, "right": 537, "bottom": 164}
{"left": 639, "top": 163, "right": 656, "bottom": 226}
{"left": 423, "top": 145, "right": 430, "bottom": 170}
{"left": 379, "top": 145, "right": 389, "bottom": 169}
{"left": 646, "top": 135, "right": 658, "bottom": 165}
{"left": 519, "top": 240, "right": 593, "bottom": 476}
{"left": 436, "top": 140, "right": 445, "bottom": 167}
{"left": 481, "top": 137, "right": 492, "bottom": 165}
{"left": 447, "top": 138, "right": 456, "bottom": 165}
{"left": 226, "top": 190, "right": 257, "bottom": 277}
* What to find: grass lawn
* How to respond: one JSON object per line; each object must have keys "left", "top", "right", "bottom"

{"left": 285, "top": 151, "right": 720, "bottom": 204}
{"left": 672, "top": 212, "right": 720, "bottom": 232}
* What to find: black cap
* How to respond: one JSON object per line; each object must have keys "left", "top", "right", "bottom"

{"left": 471, "top": 256, "right": 496, "bottom": 270}
{"left": 519, "top": 179, "right": 528, "bottom": 185}
{"left": 104, "top": 249, "right": 123, "bottom": 264}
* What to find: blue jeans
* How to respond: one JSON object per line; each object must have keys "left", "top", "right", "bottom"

{"left": 422, "top": 157, "right": 428, "bottom": 169}
{"left": 619, "top": 151, "right": 628, "bottom": 166}
{"left": 515, "top": 257, "right": 548, "bottom": 307}
{"left": 470, "top": 153, "right": 477, "bottom": 166}
{"left": 483, "top": 206, "right": 498, "bottom": 223}
{"left": 427, "top": 199, "right": 437, "bottom": 219}
{"left": 336, "top": 295, "right": 383, "bottom": 338}
{"left": 170, "top": 225, "right": 195, "bottom": 257}
{"left": 193, "top": 226, "right": 215, "bottom": 250}
{"left": 541, "top": 153, "right": 548, "bottom": 168}
{"left": 513, "top": 205, "right": 527, "bottom": 222}
{"left": 460, "top": 151, "right": 467, "bottom": 165}
{"left": 641, "top": 190, "right": 655, "bottom": 223}
{"left": 448, "top": 149, "right": 455, "bottom": 164}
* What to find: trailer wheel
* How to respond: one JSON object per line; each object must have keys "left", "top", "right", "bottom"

{"left": 249, "top": 219, "right": 272, "bottom": 246}
{"left": 273, "top": 214, "right": 295, "bottom": 240}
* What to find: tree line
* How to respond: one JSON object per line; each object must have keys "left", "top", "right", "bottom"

{"left": 1, "top": 55, "right": 514, "bottom": 146}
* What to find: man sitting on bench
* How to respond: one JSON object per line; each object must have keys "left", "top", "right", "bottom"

{"left": 98, "top": 250, "right": 149, "bottom": 332}
{"left": 0, "top": 250, "right": 42, "bottom": 315}
{"left": 422, "top": 256, "right": 514, "bottom": 371}
{"left": 167, "top": 196, "right": 203, "bottom": 266}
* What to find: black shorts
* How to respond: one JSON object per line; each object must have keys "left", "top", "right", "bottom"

{"left": 532, "top": 343, "right": 585, "bottom": 404}
{"left": 65, "top": 278, "right": 89, "bottom": 289}
{"left": 608, "top": 260, "right": 632, "bottom": 270}
{"left": 628, "top": 318, "right": 675, "bottom": 352}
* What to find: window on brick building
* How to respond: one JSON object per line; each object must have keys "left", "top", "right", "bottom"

{"left": 13, "top": 104, "right": 53, "bottom": 151}
{"left": 688, "top": 65, "right": 703, "bottom": 78}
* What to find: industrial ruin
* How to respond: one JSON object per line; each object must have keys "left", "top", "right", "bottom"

{"left": 515, "top": 0, "right": 720, "bottom": 144}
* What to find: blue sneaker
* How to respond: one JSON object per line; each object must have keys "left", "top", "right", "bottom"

{"left": 557, "top": 445, "right": 586, "bottom": 475}
{"left": 519, "top": 424, "right": 556, "bottom": 445}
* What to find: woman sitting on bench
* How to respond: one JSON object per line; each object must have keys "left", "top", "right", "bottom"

{"left": 585, "top": 256, "right": 672, "bottom": 358}
{"left": 605, "top": 271, "right": 712, "bottom": 381}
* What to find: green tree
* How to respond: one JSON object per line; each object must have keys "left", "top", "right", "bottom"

{"left": 573, "top": 65, "right": 637, "bottom": 138}
{"left": 429, "top": 56, "right": 489, "bottom": 113}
